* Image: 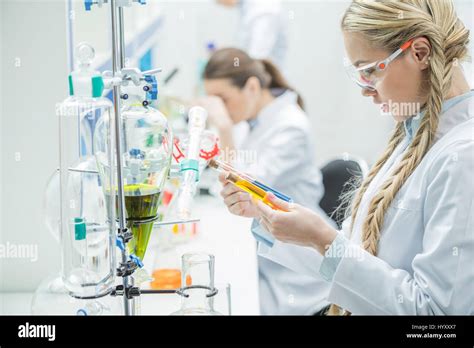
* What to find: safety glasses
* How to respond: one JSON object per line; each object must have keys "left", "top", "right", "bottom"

{"left": 344, "top": 39, "right": 414, "bottom": 91}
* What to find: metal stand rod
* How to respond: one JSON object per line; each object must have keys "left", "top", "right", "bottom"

{"left": 110, "top": 0, "right": 133, "bottom": 316}
{"left": 130, "top": 286, "right": 219, "bottom": 298}
{"left": 139, "top": 289, "right": 179, "bottom": 295}
{"left": 118, "top": 6, "right": 126, "bottom": 68}
{"left": 84, "top": 0, "right": 204, "bottom": 317}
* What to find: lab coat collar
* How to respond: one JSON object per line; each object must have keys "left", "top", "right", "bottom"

{"left": 403, "top": 113, "right": 423, "bottom": 142}
{"left": 247, "top": 89, "right": 298, "bottom": 131}
{"left": 403, "top": 89, "right": 474, "bottom": 142}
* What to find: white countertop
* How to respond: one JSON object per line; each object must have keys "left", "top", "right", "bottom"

{"left": 0, "top": 195, "right": 260, "bottom": 315}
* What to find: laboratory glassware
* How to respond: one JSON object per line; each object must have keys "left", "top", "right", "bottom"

{"left": 94, "top": 76, "right": 173, "bottom": 261}
{"left": 171, "top": 253, "right": 221, "bottom": 315}
{"left": 57, "top": 42, "right": 116, "bottom": 299}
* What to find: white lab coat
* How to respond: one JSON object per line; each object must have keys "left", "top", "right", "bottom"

{"left": 238, "top": 0, "right": 287, "bottom": 69}
{"left": 234, "top": 90, "right": 332, "bottom": 315}
{"left": 258, "top": 91, "right": 474, "bottom": 314}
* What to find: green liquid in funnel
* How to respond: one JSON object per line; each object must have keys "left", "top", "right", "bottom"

{"left": 123, "top": 184, "right": 161, "bottom": 260}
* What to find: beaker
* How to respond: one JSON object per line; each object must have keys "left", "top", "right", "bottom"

{"left": 171, "top": 253, "right": 221, "bottom": 315}
{"left": 149, "top": 246, "right": 184, "bottom": 290}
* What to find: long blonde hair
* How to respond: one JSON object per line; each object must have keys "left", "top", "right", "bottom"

{"left": 328, "top": 0, "right": 470, "bottom": 316}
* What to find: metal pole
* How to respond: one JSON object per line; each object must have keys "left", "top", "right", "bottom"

{"left": 118, "top": 6, "right": 126, "bottom": 69}
{"left": 110, "top": 0, "right": 133, "bottom": 316}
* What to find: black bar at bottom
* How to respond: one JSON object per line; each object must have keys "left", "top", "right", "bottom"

{"left": 0, "top": 315, "right": 472, "bottom": 346}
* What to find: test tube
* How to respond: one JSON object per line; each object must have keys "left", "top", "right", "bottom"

{"left": 208, "top": 159, "right": 293, "bottom": 203}
{"left": 209, "top": 159, "right": 292, "bottom": 210}
{"left": 225, "top": 172, "right": 281, "bottom": 210}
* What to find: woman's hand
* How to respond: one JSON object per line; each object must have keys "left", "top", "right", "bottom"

{"left": 195, "top": 96, "right": 233, "bottom": 132}
{"left": 255, "top": 193, "right": 338, "bottom": 255}
{"left": 218, "top": 172, "right": 260, "bottom": 218}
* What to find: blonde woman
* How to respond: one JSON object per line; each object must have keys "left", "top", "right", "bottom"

{"left": 219, "top": 0, "right": 474, "bottom": 314}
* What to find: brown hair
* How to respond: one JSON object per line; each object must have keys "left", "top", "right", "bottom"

{"left": 204, "top": 47, "right": 305, "bottom": 109}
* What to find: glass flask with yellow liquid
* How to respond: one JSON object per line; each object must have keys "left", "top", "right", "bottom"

{"left": 94, "top": 76, "right": 173, "bottom": 262}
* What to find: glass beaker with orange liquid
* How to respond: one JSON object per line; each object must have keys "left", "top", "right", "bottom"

{"left": 149, "top": 245, "right": 192, "bottom": 290}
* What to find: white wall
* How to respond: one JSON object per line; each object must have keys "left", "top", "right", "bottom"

{"left": 0, "top": 0, "right": 69, "bottom": 293}
{"left": 70, "top": 0, "right": 163, "bottom": 69}
{"left": 151, "top": 0, "right": 239, "bottom": 99}
{"left": 282, "top": 0, "right": 393, "bottom": 165}
{"left": 0, "top": 0, "right": 5, "bottom": 311}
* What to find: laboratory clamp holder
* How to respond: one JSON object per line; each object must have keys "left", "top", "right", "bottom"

{"left": 36, "top": 0, "right": 222, "bottom": 316}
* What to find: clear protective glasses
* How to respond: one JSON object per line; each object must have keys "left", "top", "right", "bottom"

{"left": 344, "top": 39, "right": 413, "bottom": 91}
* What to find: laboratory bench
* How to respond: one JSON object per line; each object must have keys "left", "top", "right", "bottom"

{"left": 0, "top": 195, "right": 260, "bottom": 315}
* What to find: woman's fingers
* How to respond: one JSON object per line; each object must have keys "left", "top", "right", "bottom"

{"left": 224, "top": 191, "right": 251, "bottom": 208}
{"left": 217, "top": 171, "right": 228, "bottom": 184}
{"left": 255, "top": 198, "right": 275, "bottom": 220}
{"left": 264, "top": 192, "right": 293, "bottom": 212}
{"left": 229, "top": 201, "right": 250, "bottom": 216}
{"left": 220, "top": 180, "right": 243, "bottom": 199}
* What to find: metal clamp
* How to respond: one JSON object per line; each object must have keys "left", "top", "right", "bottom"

{"left": 84, "top": 0, "right": 108, "bottom": 11}
{"left": 111, "top": 285, "right": 140, "bottom": 299}
{"left": 176, "top": 285, "right": 219, "bottom": 298}
{"left": 138, "top": 289, "right": 179, "bottom": 295}
{"left": 111, "top": 285, "right": 124, "bottom": 297}
{"left": 117, "top": 260, "right": 138, "bottom": 277}
{"left": 85, "top": 0, "right": 145, "bottom": 11}
{"left": 126, "top": 286, "right": 141, "bottom": 299}
{"left": 118, "top": 228, "right": 133, "bottom": 243}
